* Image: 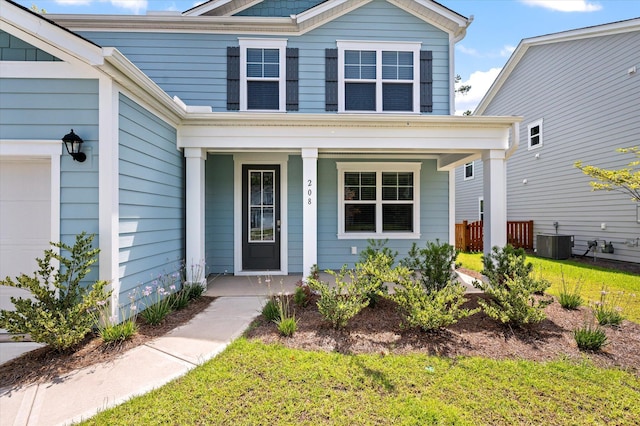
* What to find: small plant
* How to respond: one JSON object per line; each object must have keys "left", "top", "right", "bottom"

{"left": 273, "top": 294, "right": 297, "bottom": 337}
{"left": 593, "top": 287, "right": 624, "bottom": 326}
{"left": 293, "top": 283, "right": 311, "bottom": 307}
{"left": 170, "top": 287, "right": 191, "bottom": 310}
{"left": 307, "top": 266, "right": 369, "bottom": 329}
{"left": 558, "top": 270, "right": 583, "bottom": 310}
{"left": 356, "top": 251, "right": 397, "bottom": 307}
{"left": 0, "top": 233, "right": 110, "bottom": 351}
{"left": 574, "top": 324, "right": 608, "bottom": 351}
{"left": 392, "top": 280, "right": 478, "bottom": 331}
{"left": 262, "top": 297, "right": 281, "bottom": 322}
{"left": 403, "top": 239, "right": 459, "bottom": 293}
{"left": 136, "top": 273, "right": 179, "bottom": 325}
{"left": 95, "top": 302, "right": 138, "bottom": 345}
{"left": 474, "top": 245, "right": 552, "bottom": 326}
{"left": 184, "top": 281, "right": 206, "bottom": 300}
{"left": 358, "top": 239, "right": 398, "bottom": 265}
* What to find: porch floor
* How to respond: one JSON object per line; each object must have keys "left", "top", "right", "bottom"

{"left": 203, "top": 271, "right": 482, "bottom": 297}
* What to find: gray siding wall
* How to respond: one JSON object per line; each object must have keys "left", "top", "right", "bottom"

{"left": 318, "top": 158, "right": 449, "bottom": 270}
{"left": 0, "top": 78, "right": 99, "bottom": 267}
{"left": 465, "top": 30, "right": 640, "bottom": 263}
{"left": 0, "top": 30, "right": 60, "bottom": 61}
{"left": 81, "top": 0, "right": 450, "bottom": 114}
{"left": 455, "top": 160, "right": 483, "bottom": 223}
{"left": 118, "top": 94, "right": 184, "bottom": 300}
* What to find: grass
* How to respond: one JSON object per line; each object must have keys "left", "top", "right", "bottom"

{"left": 458, "top": 252, "right": 640, "bottom": 323}
{"left": 83, "top": 339, "right": 639, "bottom": 425}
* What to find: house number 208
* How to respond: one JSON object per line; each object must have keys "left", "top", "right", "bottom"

{"left": 307, "top": 179, "right": 313, "bottom": 205}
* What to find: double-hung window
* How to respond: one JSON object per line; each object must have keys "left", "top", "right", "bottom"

{"left": 338, "top": 41, "right": 421, "bottom": 113}
{"left": 337, "top": 162, "right": 421, "bottom": 239}
{"left": 527, "top": 118, "right": 543, "bottom": 150}
{"left": 239, "top": 39, "right": 287, "bottom": 111}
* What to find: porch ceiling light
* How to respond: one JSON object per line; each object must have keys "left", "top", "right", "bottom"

{"left": 62, "top": 129, "right": 86, "bottom": 162}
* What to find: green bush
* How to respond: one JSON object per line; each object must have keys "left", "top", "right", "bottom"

{"left": 403, "top": 239, "right": 459, "bottom": 293}
{"left": 391, "top": 280, "right": 478, "bottom": 331}
{"left": 0, "top": 232, "right": 110, "bottom": 351}
{"left": 293, "top": 282, "right": 311, "bottom": 307}
{"left": 307, "top": 266, "right": 369, "bottom": 329}
{"left": 355, "top": 251, "right": 398, "bottom": 307}
{"left": 574, "top": 324, "right": 608, "bottom": 350}
{"left": 262, "top": 298, "right": 280, "bottom": 322}
{"left": 474, "top": 245, "right": 552, "bottom": 326}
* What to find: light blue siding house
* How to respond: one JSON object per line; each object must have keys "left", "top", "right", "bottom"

{"left": 1, "top": 0, "right": 519, "bottom": 313}
{"left": 456, "top": 18, "right": 640, "bottom": 264}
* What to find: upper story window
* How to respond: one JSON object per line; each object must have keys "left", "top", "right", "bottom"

{"left": 337, "top": 162, "right": 421, "bottom": 239}
{"left": 227, "top": 39, "right": 298, "bottom": 112}
{"left": 527, "top": 119, "right": 543, "bottom": 150}
{"left": 325, "top": 44, "right": 433, "bottom": 114}
{"left": 336, "top": 41, "right": 420, "bottom": 113}
{"left": 464, "top": 162, "right": 474, "bottom": 180}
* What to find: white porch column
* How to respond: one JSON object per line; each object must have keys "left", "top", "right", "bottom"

{"left": 482, "top": 149, "right": 507, "bottom": 257}
{"left": 185, "top": 147, "right": 206, "bottom": 284}
{"left": 302, "top": 148, "right": 318, "bottom": 278}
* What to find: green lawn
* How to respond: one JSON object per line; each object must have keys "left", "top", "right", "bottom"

{"left": 458, "top": 252, "right": 640, "bottom": 323}
{"left": 83, "top": 339, "right": 639, "bottom": 425}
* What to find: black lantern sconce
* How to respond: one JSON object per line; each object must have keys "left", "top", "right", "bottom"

{"left": 62, "top": 129, "right": 86, "bottom": 162}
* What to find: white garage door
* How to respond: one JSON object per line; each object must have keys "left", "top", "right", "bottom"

{"left": 0, "top": 158, "right": 51, "bottom": 312}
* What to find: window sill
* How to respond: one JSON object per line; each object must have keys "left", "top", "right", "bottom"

{"left": 337, "top": 232, "right": 421, "bottom": 240}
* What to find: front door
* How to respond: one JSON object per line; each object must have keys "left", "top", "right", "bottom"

{"left": 242, "top": 165, "right": 281, "bottom": 270}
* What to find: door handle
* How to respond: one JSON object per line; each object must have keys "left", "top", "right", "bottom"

{"left": 277, "top": 219, "right": 281, "bottom": 232}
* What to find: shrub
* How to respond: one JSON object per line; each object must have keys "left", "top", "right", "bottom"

{"left": 262, "top": 298, "right": 281, "bottom": 322}
{"left": 358, "top": 239, "right": 398, "bottom": 265}
{"left": 391, "top": 280, "right": 478, "bottom": 331}
{"left": 293, "top": 283, "right": 311, "bottom": 308}
{"left": 403, "top": 240, "right": 459, "bottom": 293}
{"left": 574, "top": 324, "right": 608, "bottom": 351}
{"left": 0, "top": 233, "right": 110, "bottom": 351}
{"left": 474, "top": 245, "right": 552, "bottom": 326}
{"left": 558, "top": 272, "right": 583, "bottom": 310}
{"left": 307, "top": 266, "right": 369, "bottom": 329}
{"left": 593, "top": 287, "right": 624, "bottom": 326}
{"left": 356, "top": 251, "right": 398, "bottom": 307}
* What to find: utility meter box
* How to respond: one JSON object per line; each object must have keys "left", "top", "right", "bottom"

{"left": 536, "top": 234, "right": 574, "bottom": 260}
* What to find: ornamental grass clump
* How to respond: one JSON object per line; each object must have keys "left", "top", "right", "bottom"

{"left": 558, "top": 270, "right": 583, "bottom": 310}
{"left": 135, "top": 272, "right": 180, "bottom": 325}
{"left": 593, "top": 287, "right": 625, "bottom": 326}
{"left": 273, "top": 294, "right": 297, "bottom": 337}
{"left": 574, "top": 324, "right": 608, "bottom": 351}
{"left": 0, "top": 233, "right": 110, "bottom": 352}
{"left": 95, "top": 301, "right": 138, "bottom": 346}
{"left": 474, "top": 245, "right": 552, "bottom": 326}
{"left": 393, "top": 240, "right": 477, "bottom": 331}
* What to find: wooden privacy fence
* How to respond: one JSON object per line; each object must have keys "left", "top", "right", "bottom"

{"left": 455, "top": 220, "right": 534, "bottom": 252}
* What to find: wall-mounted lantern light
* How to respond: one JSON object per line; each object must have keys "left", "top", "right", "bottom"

{"left": 62, "top": 129, "right": 86, "bottom": 162}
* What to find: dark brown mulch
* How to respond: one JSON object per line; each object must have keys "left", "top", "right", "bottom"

{"left": 246, "top": 293, "right": 640, "bottom": 374}
{"left": 0, "top": 296, "right": 215, "bottom": 390}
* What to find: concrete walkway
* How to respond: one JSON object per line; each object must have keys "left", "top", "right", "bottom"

{"left": 0, "top": 295, "right": 266, "bottom": 426}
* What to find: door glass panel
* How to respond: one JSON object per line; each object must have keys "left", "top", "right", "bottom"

{"left": 249, "top": 170, "right": 276, "bottom": 242}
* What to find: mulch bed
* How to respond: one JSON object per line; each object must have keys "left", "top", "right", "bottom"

{"left": 246, "top": 293, "right": 640, "bottom": 374}
{"left": 0, "top": 296, "right": 215, "bottom": 390}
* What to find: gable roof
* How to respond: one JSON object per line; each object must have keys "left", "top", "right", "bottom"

{"left": 475, "top": 17, "right": 640, "bottom": 115}
{"left": 50, "top": 0, "right": 471, "bottom": 39}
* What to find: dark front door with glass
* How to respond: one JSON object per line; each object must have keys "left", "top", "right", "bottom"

{"left": 242, "top": 165, "right": 281, "bottom": 270}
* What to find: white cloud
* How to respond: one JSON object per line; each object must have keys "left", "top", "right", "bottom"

{"left": 457, "top": 44, "right": 516, "bottom": 59}
{"left": 55, "top": 0, "right": 92, "bottom": 5}
{"left": 456, "top": 44, "right": 480, "bottom": 57}
{"left": 107, "top": 0, "right": 148, "bottom": 14}
{"left": 455, "top": 67, "right": 502, "bottom": 115}
{"left": 520, "top": 0, "right": 602, "bottom": 12}
{"left": 500, "top": 45, "right": 516, "bottom": 57}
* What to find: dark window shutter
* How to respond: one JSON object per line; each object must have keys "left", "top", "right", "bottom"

{"left": 420, "top": 50, "right": 433, "bottom": 113}
{"left": 286, "top": 48, "right": 299, "bottom": 111}
{"left": 227, "top": 46, "right": 240, "bottom": 111}
{"left": 325, "top": 48, "right": 338, "bottom": 112}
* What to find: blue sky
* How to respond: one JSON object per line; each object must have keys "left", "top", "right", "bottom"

{"left": 15, "top": 0, "right": 640, "bottom": 112}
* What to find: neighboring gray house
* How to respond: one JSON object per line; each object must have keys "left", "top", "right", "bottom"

{"left": 1, "top": 0, "right": 520, "bottom": 317}
{"left": 456, "top": 18, "right": 640, "bottom": 264}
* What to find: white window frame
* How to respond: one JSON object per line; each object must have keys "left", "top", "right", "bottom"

{"left": 464, "top": 161, "right": 474, "bottom": 180}
{"left": 527, "top": 118, "right": 543, "bottom": 150}
{"left": 478, "top": 196, "right": 484, "bottom": 222}
{"left": 337, "top": 40, "right": 421, "bottom": 113}
{"left": 239, "top": 38, "right": 287, "bottom": 112}
{"left": 337, "top": 162, "right": 421, "bottom": 239}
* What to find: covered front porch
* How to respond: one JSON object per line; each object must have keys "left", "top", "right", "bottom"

{"left": 179, "top": 113, "right": 521, "bottom": 282}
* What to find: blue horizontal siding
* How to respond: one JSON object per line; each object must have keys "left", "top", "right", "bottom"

{"left": 118, "top": 94, "right": 184, "bottom": 298}
{"left": 205, "top": 154, "right": 234, "bottom": 273}
{"left": 81, "top": 0, "right": 450, "bottom": 114}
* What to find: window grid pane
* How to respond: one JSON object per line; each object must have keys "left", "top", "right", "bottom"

{"left": 249, "top": 171, "right": 276, "bottom": 242}
{"left": 382, "top": 172, "right": 414, "bottom": 201}
{"left": 344, "top": 50, "right": 377, "bottom": 80}
{"left": 381, "top": 51, "right": 413, "bottom": 81}
{"left": 247, "top": 48, "right": 279, "bottom": 79}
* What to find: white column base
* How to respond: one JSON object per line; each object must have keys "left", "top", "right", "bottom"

{"left": 185, "top": 147, "right": 206, "bottom": 284}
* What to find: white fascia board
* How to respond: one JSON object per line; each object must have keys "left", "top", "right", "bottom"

{"left": 386, "top": 0, "right": 471, "bottom": 39}
{"left": 293, "top": 0, "right": 351, "bottom": 24}
{"left": 0, "top": 3, "right": 103, "bottom": 65}
{"left": 182, "top": 0, "right": 234, "bottom": 16}
{"left": 475, "top": 18, "right": 640, "bottom": 115}
{"left": 100, "top": 48, "right": 185, "bottom": 125}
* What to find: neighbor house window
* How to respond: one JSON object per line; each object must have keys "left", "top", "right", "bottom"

{"left": 464, "top": 162, "right": 474, "bottom": 180}
{"left": 478, "top": 197, "right": 484, "bottom": 222}
{"left": 337, "top": 162, "right": 421, "bottom": 239}
{"left": 337, "top": 41, "right": 421, "bottom": 113}
{"left": 528, "top": 119, "right": 543, "bottom": 150}
{"left": 239, "top": 39, "right": 287, "bottom": 111}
